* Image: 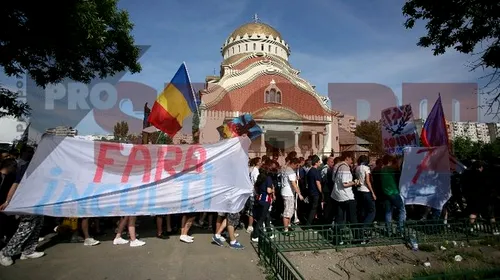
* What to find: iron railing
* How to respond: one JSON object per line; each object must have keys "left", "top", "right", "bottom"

{"left": 256, "top": 218, "right": 500, "bottom": 280}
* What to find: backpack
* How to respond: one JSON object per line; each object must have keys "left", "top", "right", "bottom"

{"left": 333, "top": 163, "right": 351, "bottom": 183}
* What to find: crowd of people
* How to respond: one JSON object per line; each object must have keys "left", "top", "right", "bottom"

{"left": 1, "top": 147, "right": 499, "bottom": 267}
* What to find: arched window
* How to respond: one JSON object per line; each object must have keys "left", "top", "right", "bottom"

{"left": 261, "top": 44, "right": 264, "bottom": 51}
{"left": 253, "top": 43, "right": 256, "bottom": 50}
{"left": 264, "top": 85, "right": 282, "bottom": 104}
{"left": 246, "top": 44, "right": 248, "bottom": 51}
{"left": 268, "top": 45, "right": 271, "bottom": 52}
{"left": 238, "top": 45, "right": 241, "bottom": 52}
{"left": 275, "top": 47, "right": 277, "bottom": 54}
{"left": 269, "top": 89, "right": 276, "bottom": 102}
{"left": 232, "top": 47, "right": 234, "bottom": 54}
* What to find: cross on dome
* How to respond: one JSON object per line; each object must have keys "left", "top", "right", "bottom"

{"left": 253, "top": 13, "right": 260, "bottom": 23}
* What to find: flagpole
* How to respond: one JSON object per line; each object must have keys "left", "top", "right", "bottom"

{"left": 182, "top": 61, "right": 200, "bottom": 115}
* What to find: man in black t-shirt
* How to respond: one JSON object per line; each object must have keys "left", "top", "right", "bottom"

{"left": 305, "top": 156, "right": 322, "bottom": 227}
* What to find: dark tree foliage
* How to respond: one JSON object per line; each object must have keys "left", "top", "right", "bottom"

{"left": 452, "top": 136, "right": 500, "bottom": 161}
{"left": 0, "top": 87, "right": 30, "bottom": 118}
{"left": 113, "top": 121, "right": 129, "bottom": 142}
{"left": 354, "top": 120, "right": 384, "bottom": 155}
{"left": 403, "top": 0, "right": 500, "bottom": 113}
{"left": 0, "top": 0, "right": 141, "bottom": 117}
{"left": 192, "top": 111, "right": 200, "bottom": 144}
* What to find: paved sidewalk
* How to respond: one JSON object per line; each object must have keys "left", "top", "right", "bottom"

{"left": 0, "top": 231, "right": 265, "bottom": 280}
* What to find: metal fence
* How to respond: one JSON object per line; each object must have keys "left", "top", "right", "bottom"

{"left": 256, "top": 218, "right": 500, "bottom": 280}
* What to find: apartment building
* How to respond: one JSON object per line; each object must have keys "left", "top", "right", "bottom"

{"left": 45, "top": 126, "right": 78, "bottom": 137}
{"left": 414, "top": 119, "right": 499, "bottom": 143}
{"left": 338, "top": 114, "right": 357, "bottom": 133}
{"left": 413, "top": 119, "right": 453, "bottom": 141}
{"left": 450, "top": 122, "right": 491, "bottom": 143}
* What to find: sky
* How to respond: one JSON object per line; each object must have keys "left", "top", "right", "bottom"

{"left": 0, "top": 0, "right": 495, "bottom": 142}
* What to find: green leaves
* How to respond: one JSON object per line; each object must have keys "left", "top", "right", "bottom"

{"left": 452, "top": 136, "right": 500, "bottom": 161}
{"left": 354, "top": 120, "right": 384, "bottom": 155}
{"left": 0, "top": 87, "right": 31, "bottom": 118}
{"left": 402, "top": 0, "right": 500, "bottom": 115}
{"left": 113, "top": 121, "right": 129, "bottom": 142}
{"left": 402, "top": 0, "right": 500, "bottom": 69}
{"left": 0, "top": 0, "right": 141, "bottom": 87}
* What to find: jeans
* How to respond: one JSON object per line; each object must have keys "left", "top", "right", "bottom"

{"left": 334, "top": 200, "right": 357, "bottom": 227}
{"left": 358, "top": 192, "right": 376, "bottom": 226}
{"left": 333, "top": 199, "right": 359, "bottom": 241}
{"left": 251, "top": 201, "right": 270, "bottom": 239}
{"left": 384, "top": 194, "right": 406, "bottom": 233}
{"left": 306, "top": 195, "right": 320, "bottom": 226}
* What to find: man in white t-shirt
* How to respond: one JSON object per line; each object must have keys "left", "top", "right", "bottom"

{"left": 281, "top": 158, "right": 303, "bottom": 235}
{"left": 331, "top": 152, "right": 358, "bottom": 230}
{"left": 355, "top": 155, "right": 377, "bottom": 227}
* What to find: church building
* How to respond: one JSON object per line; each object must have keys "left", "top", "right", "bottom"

{"left": 199, "top": 18, "right": 358, "bottom": 157}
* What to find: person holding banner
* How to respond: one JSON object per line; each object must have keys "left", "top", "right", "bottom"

{"left": 0, "top": 158, "right": 18, "bottom": 246}
{"left": 113, "top": 217, "right": 145, "bottom": 247}
{"left": 250, "top": 166, "right": 275, "bottom": 242}
{"left": 0, "top": 146, "right": 45, "bottom": 266}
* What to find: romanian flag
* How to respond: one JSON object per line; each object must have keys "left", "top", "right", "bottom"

{"left": 421, "top": 94, "right": 449, "bottom": 147}
{"left": 148, "top": 63, "right": 199, "bottom": 137}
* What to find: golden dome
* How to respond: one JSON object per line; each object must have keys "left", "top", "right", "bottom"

{"left": 229, "top": 22, "right": 282, "bottom": 39}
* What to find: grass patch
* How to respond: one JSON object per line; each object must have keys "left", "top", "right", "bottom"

{"left": 257, "top": 259, "right": 278, "bottom": 280}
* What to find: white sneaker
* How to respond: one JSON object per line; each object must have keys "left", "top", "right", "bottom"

{"left": 38, "top": 237, "right": 45, "bottom": 242}
{"left": 269, "top": 234, "right": 275, "bottom": 239}
{"left": 234, "top": 233, "right": 240, "bottom": 238}
{"left": 0, "top": 252, "right": 13, "bottom": 266}
{"left": 217, "top": 235, "right": 226, "bottom": 242}
{"left": 20, "top": 251, "right": 45, "bottom": 260}
{"left": 246, "top": 226, "right": 254, "bottom": 234}
{"left": 83, "top": 238, "right": 100, "bottom": 246}
{"left": 251, "top": 237, "right": 259, "bottom": 242}
{"left": 130, "top": 239, "right": 146, "bottom": 247}
{"left": 180, "top": 235, "right": 194, "bottom": 243}
{"left": 113, "top": 237, "right": 129, "bottom": 245}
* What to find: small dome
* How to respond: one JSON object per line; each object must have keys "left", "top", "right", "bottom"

{"left": 229, "top": 22, "right": 282, "bottom": 39}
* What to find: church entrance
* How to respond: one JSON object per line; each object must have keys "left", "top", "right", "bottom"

{"left": 266, "top": 137, "right": 285, "bottom": 154}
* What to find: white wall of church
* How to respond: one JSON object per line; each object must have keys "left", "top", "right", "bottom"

{"left": 223, "top": 40, "right": 289, "bottom": 61}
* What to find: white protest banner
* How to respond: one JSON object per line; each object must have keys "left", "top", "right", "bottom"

{"left": 4, "top": 135, "right": 253, "bottom": 217}
{"left": 399, "top": 146, "right": 451, "bottom": 210}
{"left": 381, "top": 104, "right": 419, "bottom": 155}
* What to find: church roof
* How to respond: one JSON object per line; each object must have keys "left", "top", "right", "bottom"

{"left": 343, "top": 144, "right": 371, "bottom": 152}
{"left": 338, "top": 128, "right": 370, "bottom": 145}
{"left": 229, "top": 22, "right": 282, "bottom": 39}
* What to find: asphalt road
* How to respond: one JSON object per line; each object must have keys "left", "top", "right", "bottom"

{"left": 0, "top": 229, "right": 265, "bottom": 280}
